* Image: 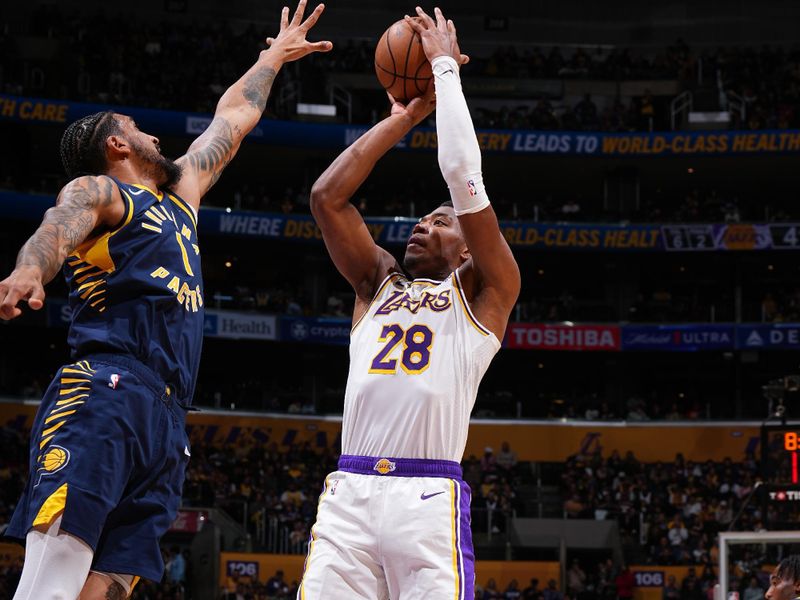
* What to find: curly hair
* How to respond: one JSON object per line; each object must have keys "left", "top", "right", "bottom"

{"left": 59, "top": 111, "right": 121, "bottom": 179}
{"left": 777, "top": 554, "right": 800, "bottom": 583}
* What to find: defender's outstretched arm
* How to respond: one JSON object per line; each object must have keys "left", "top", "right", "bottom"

{"left": 175, "top": 0, "right": 332, "bottom": 207}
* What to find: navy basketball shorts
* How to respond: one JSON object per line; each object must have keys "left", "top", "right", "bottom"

{"left": 6, "top": 353, "right": 191, "bottom": 582}
{"left": 298, "top": 455, "right": 474, "bottom": 600}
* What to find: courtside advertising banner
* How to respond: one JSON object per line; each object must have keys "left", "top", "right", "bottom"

{"left": 505, "top": 323, "right": 621, "bottom": 351}
{"left": 621, "top": 324, "right": 736, "bottom": 351}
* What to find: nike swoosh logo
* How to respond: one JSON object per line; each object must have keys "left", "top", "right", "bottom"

{"left": 421, "top": 491, "right": 445, "bottom": 501}
{"left": 184, "top": 446, "right": 191, "bottom": 457}
{"left": 129, "top": 189, "right": 147, "bottom": 195}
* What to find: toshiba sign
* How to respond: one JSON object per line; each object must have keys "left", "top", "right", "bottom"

{"left": 506, "top": 323, "right": 621, "bottom": 351}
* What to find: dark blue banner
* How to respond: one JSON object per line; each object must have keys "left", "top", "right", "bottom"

{"left": 203, "top": 208, "right": 663, "bottom": 250}
{"left": 7, "top": 192, "right": 800, "bottom": 253}
{"left": 622, "top": 324, "right": 736, "bottom": 352}
{"left": 0, "top": 193, "right": 664, "bottom": 251}
{"left": 4, "top": 93, "right": 800, "bottom": 157}
{"left": 280, "top": 316, "right": 351, "bottom": 346}
{"left": 736, "top": 324, "right": 800, "bottom": 350}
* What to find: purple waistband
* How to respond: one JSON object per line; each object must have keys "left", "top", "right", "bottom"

{"left": 338, "top": 455, "right": 463, "bottom": 478}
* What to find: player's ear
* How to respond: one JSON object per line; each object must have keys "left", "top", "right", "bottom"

{"left": 459, "top": 245, "right": 471, "bottom": 264}
{"left": 106, "top": 135, "right": 130, "bottom": 159}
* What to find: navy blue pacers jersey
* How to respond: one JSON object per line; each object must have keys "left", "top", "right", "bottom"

{"left": 62, "top": 178, "right": 203, "bottom": 402}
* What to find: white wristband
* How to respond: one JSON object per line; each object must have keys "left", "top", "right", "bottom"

{"left": 432, "top": 55, "right": 491, "bottom": 216}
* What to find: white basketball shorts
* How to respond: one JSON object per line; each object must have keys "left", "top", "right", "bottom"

{"left": 298, "top": 455, "right": 474, "bottom": 600}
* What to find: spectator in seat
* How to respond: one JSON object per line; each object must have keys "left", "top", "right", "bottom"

{"left": 662, "top": 574, "right": 680, "bottom": 599}
{"left": 504, "top": 578, "right": 523, "bottom": 600}
{"left": 166, "top": 546, "right": 185, "bottom": 586}
{"left": 743, "top": 576, "right": 764, "bottom": 600}
{"left": 614, "top": 564, "right": 635, "bottom": 600}
{"left": 543, "top": 579, "right": 564, "bottom": 600}
{"left": 280, "top": 482, "right": 306, "bottom": 508}
{"left": 483, "top": 578, "right": 501, "bottom": 599}
{"left": 567, "top": 559, "right": 586, "bottom": 595}
{"left": 266, "top": 570, "right": 286, "bottom": 597}
{"left": 482, "top": 447, "right": 497, "bottom": 472}
{"left": 496, "top": 441, "right": 518, "bottom": 472}
{"left": 523, "top": 578, "right": 540, "bottom": 599}
{"left": 575, "top": 94, "right": 599, "bottom": 129}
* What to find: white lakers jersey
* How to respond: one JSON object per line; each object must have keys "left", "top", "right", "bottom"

{"left": 341, "top": 269, "right": 501, "bottom": 462}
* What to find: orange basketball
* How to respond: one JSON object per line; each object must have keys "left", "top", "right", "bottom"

{"left": 374, "top": 18, "right": 432, "bottom": 104}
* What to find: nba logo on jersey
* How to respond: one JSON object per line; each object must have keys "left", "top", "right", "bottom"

{"left": 373, "top": 459, "right": 396, "bottom": 475}
{"left": 467, "top": 179, "right": 477, "bottom": 196}
{"left": 108, "top": 374, "right": 120, "bottom": 389}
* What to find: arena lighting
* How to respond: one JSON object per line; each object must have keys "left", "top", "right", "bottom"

{"left": 297, "top": 102, "right": 337, "bottom": 117}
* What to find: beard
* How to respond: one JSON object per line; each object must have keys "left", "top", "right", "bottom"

{"left": 131, "top": 139, "right": 183, "bottom": 188}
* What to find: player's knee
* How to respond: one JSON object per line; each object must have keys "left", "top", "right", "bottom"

{"left": 80, "top": 571, "right": 133, "bottom": 599}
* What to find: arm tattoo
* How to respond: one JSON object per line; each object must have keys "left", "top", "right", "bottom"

{"left": 242, "top": 66, "right": 277, "bottom": 112}
{"left": 104, "top": 582, "right": 126, "bottom": 600}
{"left": 15, "top": 176, "right": 112, "bottom": 283}
{"left": 186, "top": 117, "right": 235, "bottom": 189}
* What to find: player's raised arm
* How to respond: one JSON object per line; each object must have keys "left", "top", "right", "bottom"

{"left": 175, "top": 0, "right": 332, "bottom": 208}
{"left": 0, "top": 175, "right": 123, "bottom": 320}
{"left": 406, "top": 7, "right": 520, "bottom": 340}
{"left": 310, "top": 89, "right": 435, "bottom": 302}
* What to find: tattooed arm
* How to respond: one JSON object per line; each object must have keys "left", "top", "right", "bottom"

{"left": 0, "top": 175, "right": 123, "bottom": 320}
{"left": 174, "top": 0, "right": 331, "bottom": 208}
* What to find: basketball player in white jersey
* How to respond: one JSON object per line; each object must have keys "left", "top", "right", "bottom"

{"left": 299, "top": 7, "right": 520, "bottom": 599}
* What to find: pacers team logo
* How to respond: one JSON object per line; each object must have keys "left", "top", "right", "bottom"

{"left": 35, "top": 445, "right": 70, "bottom": 487}
{"left": 373, "top": 458, "right": 396, "bottom": 475}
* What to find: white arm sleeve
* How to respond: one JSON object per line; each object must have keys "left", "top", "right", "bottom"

{"left": 432, "top": 55, "right": 490, "bottom": 216}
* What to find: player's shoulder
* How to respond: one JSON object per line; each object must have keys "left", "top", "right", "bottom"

{"left": 58, "top": 175, "right": 122, "bottom": 207}
{"left": 57, "top": 175, "right": 125, "bottom": 227}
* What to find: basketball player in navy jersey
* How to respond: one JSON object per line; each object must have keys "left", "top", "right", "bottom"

{"left": 0, "top": 3, "right": 330, "bottom": 598}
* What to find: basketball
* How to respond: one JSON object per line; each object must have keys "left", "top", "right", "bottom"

{"left": 374, "top": 18, "right": 432, "bottom": 104}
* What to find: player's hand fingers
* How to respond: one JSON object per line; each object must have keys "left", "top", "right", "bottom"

{"left": 404, "top": 15, "right": 425, "bottom": 33}
{"left": 0, "top": 286, "right": 24, "bottom": 320}
{"left": 434, "top": 7, "right": 447, "bottom": 30}
{"left": 387, "top": 92, "right": 405, "bottom": 108}
{"left": 280, "top": 6, "right": 290, "bottom": 30}
{"left": 27, "top": 282, "right": 46, "bottom": 311}
{"left": 291, "top": 0, "right": 307, "bottom": 26}
{"left": 307, "top": 40, "right": 333, "bottom": 52}
{"left": 415, "top": 6, "right": 436, "bottom": 28}
{"left": 300, "top": 3, "right": 324, "bottom": 32}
